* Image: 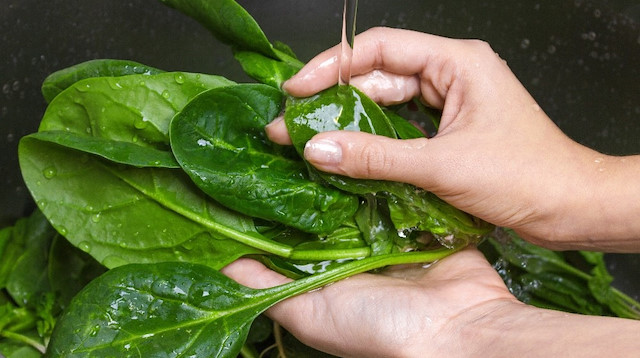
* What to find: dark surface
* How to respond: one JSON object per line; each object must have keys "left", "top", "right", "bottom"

{"left": 1, "top": 0, "right": 639, "bottom": 297}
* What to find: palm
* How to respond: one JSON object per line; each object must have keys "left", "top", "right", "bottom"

{"left": 223, "top": 248, "right": 517, "bottom": 357}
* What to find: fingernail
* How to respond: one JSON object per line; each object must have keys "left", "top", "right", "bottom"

{"left": 281, "top": 80, "right": 292, "bottom": 94}
{"left": 304, "top": 139, "right": 342, "bottom": 165}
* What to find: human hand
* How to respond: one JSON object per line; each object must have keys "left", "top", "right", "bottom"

{"left": 222, "top": 248, "right": 519, "bottom": 357}
{"left": 268, "top": 27, "right": 640, "bottom": 252}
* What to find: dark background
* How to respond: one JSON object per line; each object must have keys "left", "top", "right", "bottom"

{"left": 1, "top": 0, "right": 639, "bottom": 297}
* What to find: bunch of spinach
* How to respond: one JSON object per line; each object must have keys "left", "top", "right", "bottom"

{"left": 3, "top": 0, "right": 637, "bottom": 357}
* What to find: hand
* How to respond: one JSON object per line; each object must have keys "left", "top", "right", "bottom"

{"left": 222, "top": 248, "right": 519, "bottom": 357}
{"left": 268, "top": 27, "right": 640, "bottom": 252}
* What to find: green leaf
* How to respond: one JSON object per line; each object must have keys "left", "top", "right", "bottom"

{"left": 26, "top": 131, "right": 180, "bottom": 168}
{"left": 159, "top": 0, "right": 278, "bottom": 59}
{"left": 19, "top": 137, "right": 262, "bottom": 269}
{"left": 39, "top": 72, "right": 235, "bottom": 151}
{"left": 170, "top": 84, "right": 359, "bottom": 235}
{"left": 354, "top": 195, "right": 398, "bottom": 256}
{"left": 46, "top": 249, "right": 457, "bottom": 357}
{"left": 234, "top": 50, "right": 302, "bottom": 89}
{"left": 3, "top": 210, "right": 56, "bottom": 307}
{"left": 384, "top": 109, "right": 426, "bottom": 139}
{"left": 0, "top": 340, "right": 42, "bottom": 358}
{"left": 41, "top": 59, "right": 164, "bottom": 103}
{"left": 285, "top": 85, "right": 493, "bottom": 247}
{"left": 47, "top": 235, "right": 106, "bottom": 311}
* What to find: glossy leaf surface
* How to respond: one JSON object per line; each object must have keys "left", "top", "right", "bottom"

{"left": 234, "top": 50, "right": 302, "bottom": 89}
{"left": 47, "top": 249, "right": 458, "bottom": 357}
{"left": 25, "top": 131, "right": 180, "bottom": 168}
{"left": 19, "top": 137, "right": 261, "bottom": 269}
{"left": 285, "top": 85, "right": 493, "bottom": 246}
{"left": 45, "top": 262, "right": 262, "bottom": 358}
{"left": 171, "top": 84, "right": 359, "bottom": 235}
{"left": 39, "top": 72, "right": 234, "bottom": 150}
{"left": 41, "top": 59, "right": 164, "bottom": 103}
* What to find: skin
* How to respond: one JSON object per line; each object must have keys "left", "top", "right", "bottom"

{"left": 223, "top": 28, "right": 640, "bottom": 357}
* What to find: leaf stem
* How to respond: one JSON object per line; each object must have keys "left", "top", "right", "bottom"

{"left": 259, "top": 246, "right": 460, "bottom": 306}
{"left": 289, "top": 247, "right": 371, "bottom": 261}
{"left": 0, "top": 331, "right": 47, "bottom": 354}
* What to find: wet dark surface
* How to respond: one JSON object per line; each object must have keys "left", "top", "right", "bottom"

{"left": 1, "top": 0, "right": 638, "bottom": 297}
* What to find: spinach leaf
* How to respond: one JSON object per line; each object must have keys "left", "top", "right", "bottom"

{"left": 24, "top": 131, "right": 180, "bottom": 168}
{"left": 234, "top": 50, "right": 302, "bottom": 89}
{"left": 170, "top": 84, "right": 359, "bottom": 235}
{"left": 159, "top": 0, "right": 279, "bottom": 59}
{"left": 46, "top": 248, "right": 457, "bottom": 357}
{"left": 285, "top": 85, "right": 493, "bottom": 247}
{"left": 41, "top": 59, "right": 164, "bottom": 103}
{"left": 19, "top": 137, "right": 263, "bottom": 269}
{"left": 2, "top": 210, "right": 56, "bottom": 304}
{"left": 354, "top": 195, "right": 399, "bottom": 256}
{"left": 485, "top": 230, "right": 640, "bottom": 319}
{"left": 39, "top": 72, "right": 235, "bottom": 151}
{"left": 384, "top": 109, "right": 426, "bottom": 139}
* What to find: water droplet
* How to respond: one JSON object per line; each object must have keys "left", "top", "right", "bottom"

{"left": 91, "top": 213, "right": 102, "bottom": 223}
{"left": 547, "top": 45, "right": 556, "bottom": 54}
{"left": 2, "top": 83, "right": 10, "bottom": 94}
{"left": 133, "top": 117, "right": 148, "bottom": 129}
{"left": 43, "top": 166, "right": 57, "bottom": 179}
{"left": 132, "top": 134, "right": 139, "bottom": 143}
{"left": 89, "top": 325, "right": 101, "bottom": 337}
{"left": 58, "top": 226, "right": 68, "bottom": 236}
{"left": 76, "top": 83, "right": 91, "bottom": 92}
{"left": 161, "top": 90, "right": 170, "bottom": 99}
{"left": 174, "top": 74, "right": 185, "bottom": 84}
{"left": 11, "top": 80, "right": 20, "bottom": 91}
{"left": 520, "top": 38, "right": 530, "bottom": 49}
{"left": 37, "top": 200, "right": 47, "bottom": 208}
{"left": 78, "top": 241, "right": 92, "bottom": 252}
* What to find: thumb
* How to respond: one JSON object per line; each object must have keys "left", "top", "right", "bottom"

{"left": 304, "top": 131, "right": 435, "bottom": 187}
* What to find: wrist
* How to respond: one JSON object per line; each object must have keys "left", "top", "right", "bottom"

{"left": 552, "top": 153, "right": 640, "bottom": 252}
{"left": 450, "top": 299, "right": 640, "bottom": 357}
{"left": 523, "top": 141, "right": 640, "bottom": 252}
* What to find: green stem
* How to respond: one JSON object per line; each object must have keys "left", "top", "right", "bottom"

{"left": 113, "top": 166, "right": 373, "bottom": 261}
{"left": 239, "top": 343, "right": 259, "bottom": 358}
{"left": 259, "top": 246, "right": 460, "bottom": 306}
{"left": 0, "top": 331, "right": 47, "bottom": 354}
{"left": 290, "top": 247, "right": 371, "bottom": 261}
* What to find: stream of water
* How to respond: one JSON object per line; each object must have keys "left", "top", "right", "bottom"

{"left": 339, "top": 0, "right": 358, "bottom": 86}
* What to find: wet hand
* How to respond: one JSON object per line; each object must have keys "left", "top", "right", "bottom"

{"left": 269, "top": 27, "right": 637, "bottom": 251}
{"left": 222, "top": 247, "right": 518, "bottom": 357}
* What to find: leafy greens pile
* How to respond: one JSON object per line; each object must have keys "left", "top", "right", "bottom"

{"left": 2, "top": 0, "right": 639, "bottom": 357}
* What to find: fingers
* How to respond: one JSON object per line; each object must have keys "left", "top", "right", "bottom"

{"left": 350, "top": 70, "right": 421, "bottom": 105}
{"left": 283, "top": 27, "right": 472, "bottom": 108}
{"left": 221, "top": 258, "right": 292, "bottom": 289}
{"left": 303, "top": 131, "right": 433, "bottom": 187}
{"left": 265, "top": 116, "right": 292, "bottom": 145}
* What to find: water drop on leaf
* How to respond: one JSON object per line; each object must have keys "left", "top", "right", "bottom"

{"left": 43, "top": 166, "right": 57, "bottom": 179}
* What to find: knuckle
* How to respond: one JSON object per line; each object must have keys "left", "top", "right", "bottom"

{"left": 465, "top": 39, "right": 493, "bottom": 53}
